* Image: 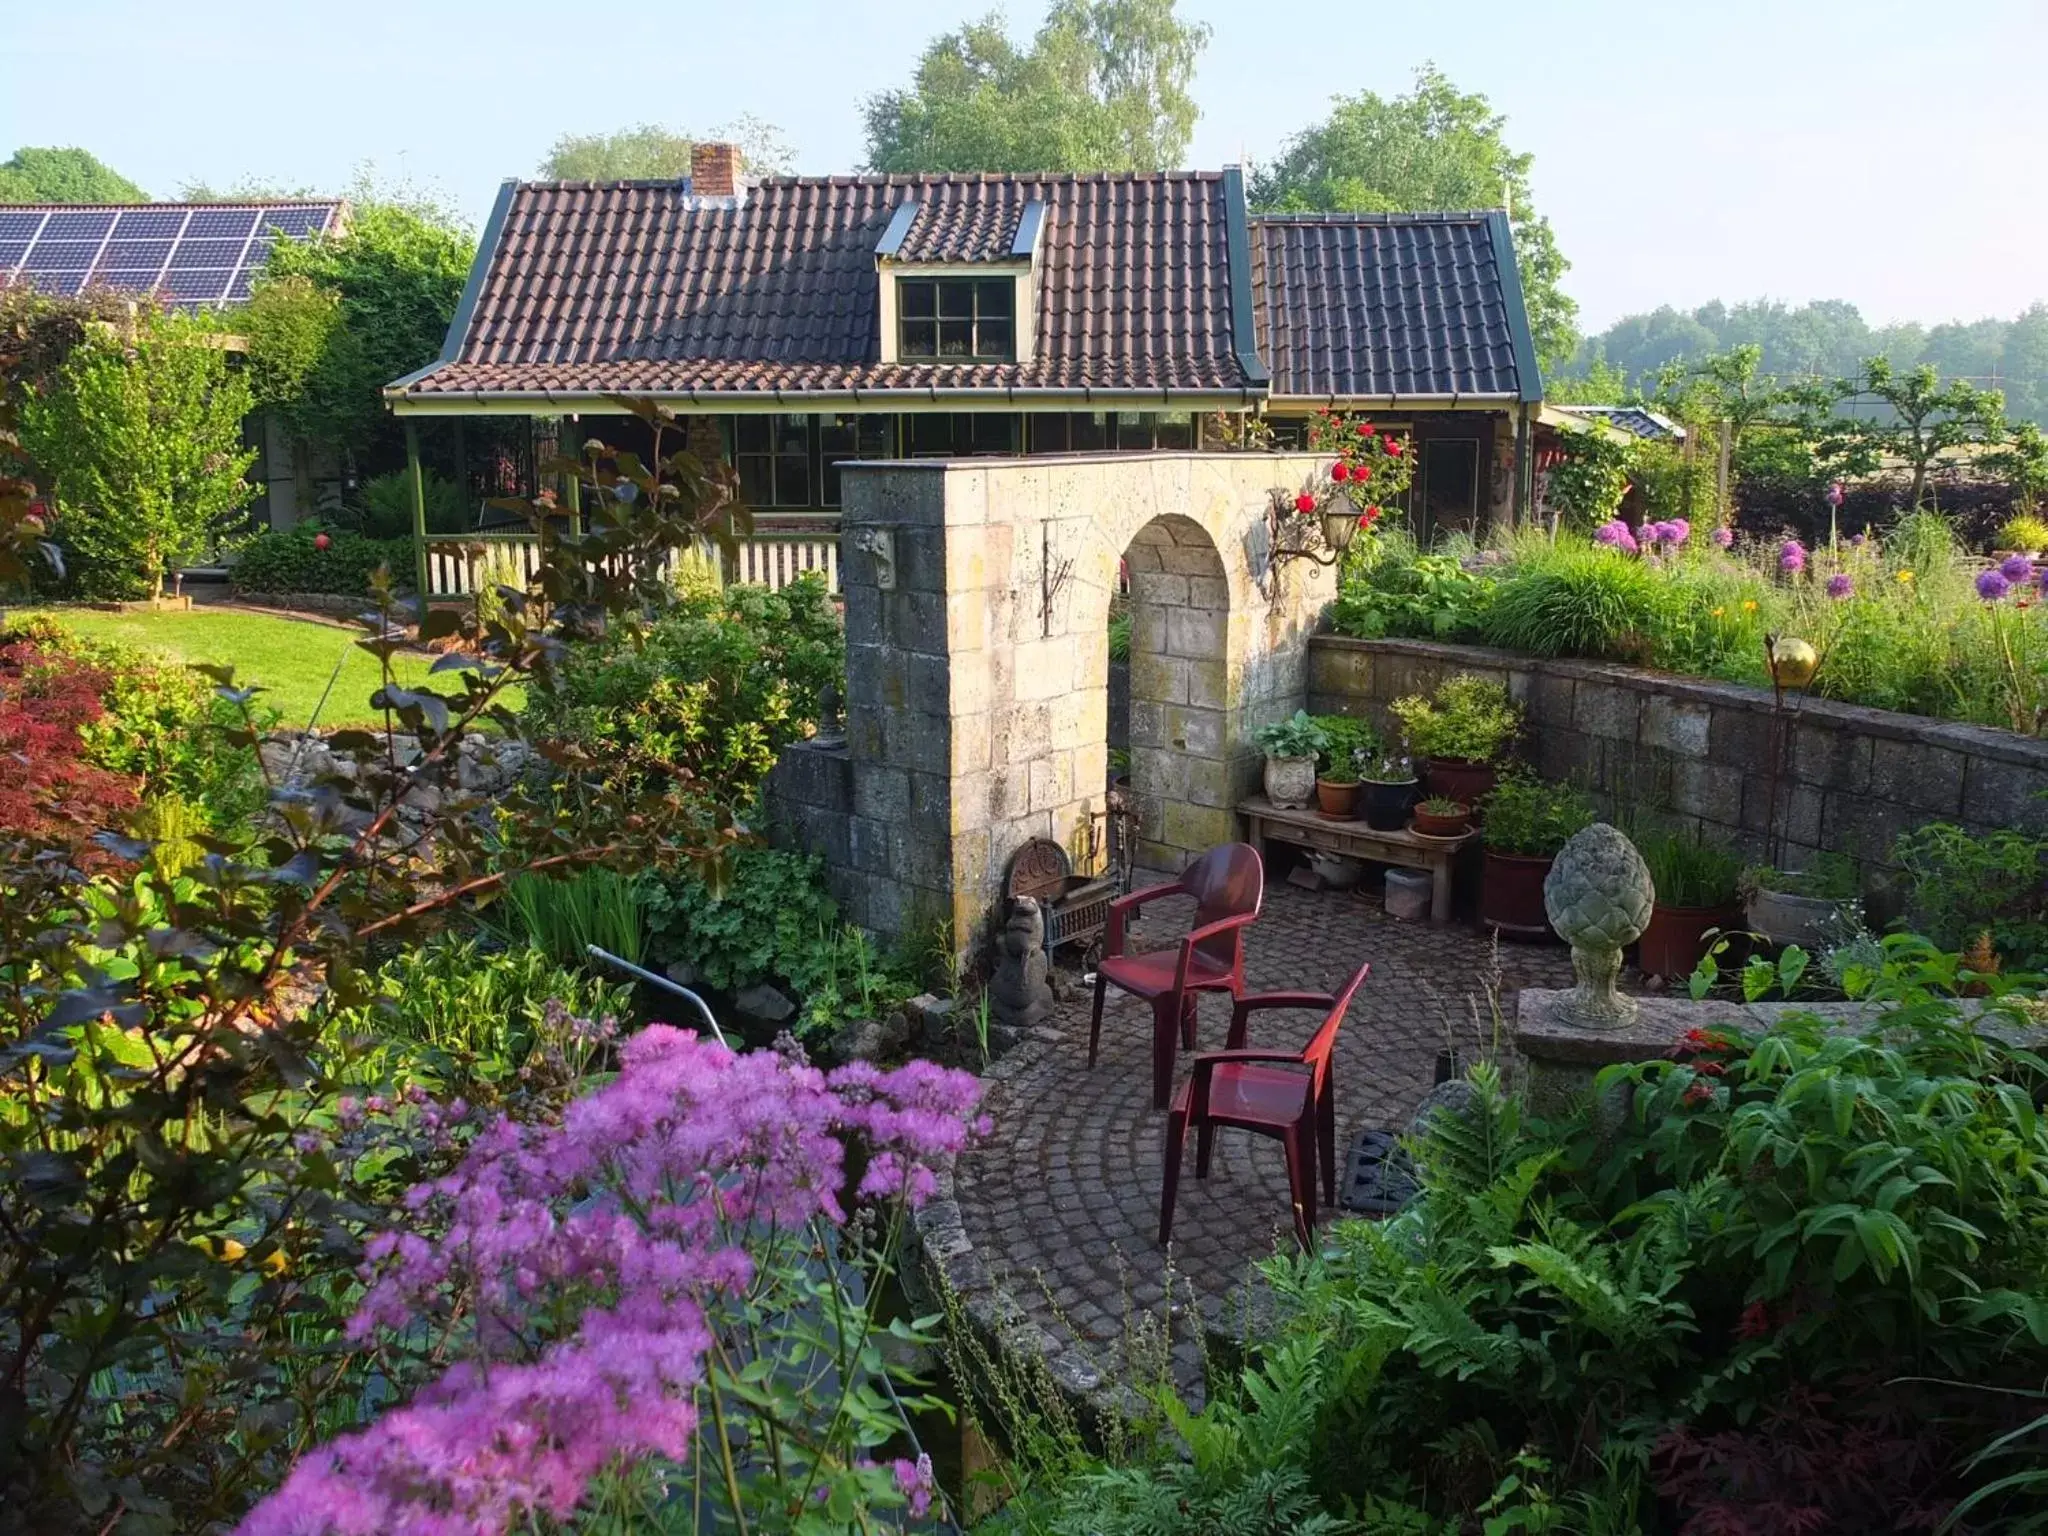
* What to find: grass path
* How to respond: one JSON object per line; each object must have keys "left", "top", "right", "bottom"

{"left": 18, "top": 606, "right": 451, "bottom": 730}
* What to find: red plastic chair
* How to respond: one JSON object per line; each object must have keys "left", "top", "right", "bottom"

{"left": 1089, "top": 843, "right": 1264, "bottom": 1111}
{"left": 1157, "top": 959, "right": 1371, "bottom": 1249}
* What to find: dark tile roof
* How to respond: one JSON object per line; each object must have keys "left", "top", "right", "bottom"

{"left": 1249, "top": 212, "right": 1533, "bottom": 402}
{"left": 893, "top": 181, "right": 1035, "bottom": 262}
{"left": 400, "top": 173, "right": 1250, "bottom": 401}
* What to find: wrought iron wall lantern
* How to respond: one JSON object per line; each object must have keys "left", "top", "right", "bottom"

{"left": 1267, "top": 488, "right": 1361, "bottom": 570}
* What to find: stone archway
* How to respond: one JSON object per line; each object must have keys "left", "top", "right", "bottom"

{"left": 774, "top": 451, "right": 1337, "bottom": 957}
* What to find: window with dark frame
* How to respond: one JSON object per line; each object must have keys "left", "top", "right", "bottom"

{"left": 732, "top": 414, "right": 816, "bottom": 509}
{"left": 898, "top": 277, "right": 1016, "bottom": 362}
{"left": 820, "top": 415, "right": 894, "bottom": 506}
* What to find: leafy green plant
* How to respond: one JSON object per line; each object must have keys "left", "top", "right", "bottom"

{"left": 1481, "top": 541, "right": 1672, "bottom": 663}
{"left": 352, "top": 467, "right": 470, "bottom": 538}
{"left": 229, "top": 523, "right": 415, "bottom": 596}
{"left": 1253, "top": 709, "right": 1330, "bottom": 760}
{"left": 1309, "top": 713, "right": 1376, "bottom": 781}
{"left": 1541, "top": 429, "right": 1633, "bottom": 526}
{"left": 491, "top": 866, "right": 648, "bottom": 969}
{"left": 1107, "top": 605, "right": 1133, "bottom": 662}
{"left": 1329, "top": 533, "right": 1496, "bottom": 642}
{"left": 19, "top": 304, "right": 257, "bottom": 598}
{"left": 1636, "top": 824, "right": 1743, "bottom": 909}
{"left": 1480, "top": 772, "right": 1594, "bottom": 857}
{"left": 1998, "top": 511, "right": 2048, "bottom": 553}
{"left": 1417, "top": 795, "right": 1468, "bottom": 817}
{"left": 1747, "top": 851, "right": 1859, "bottom": 901}
{"left": 1893, "top": 821, "right": 2048, "bottom": 966}
{"left": 1389, "top": 674, "right": 1521, "bottom": 763}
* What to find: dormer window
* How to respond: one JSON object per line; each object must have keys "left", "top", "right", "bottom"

{"left": 898, "top": 277, "right": 1015, "bottom": 362}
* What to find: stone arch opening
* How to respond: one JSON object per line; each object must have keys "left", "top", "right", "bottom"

{"left": 1119, "top": 513, "right": 1234, "bottom": 878}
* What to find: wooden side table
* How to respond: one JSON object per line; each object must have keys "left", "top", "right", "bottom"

{"left": 1237, "top": 796, "right": 1475, "bottom": 923}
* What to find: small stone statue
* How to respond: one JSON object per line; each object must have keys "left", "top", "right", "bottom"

{"left": 813, "top": 681, "right": 846, "bottom": 749}
{"left": 1543, "top": 823, "right": 1653, "bottom": 1030}
{"left": 989, "top": 896, "right": 1055, "bottom": 1032}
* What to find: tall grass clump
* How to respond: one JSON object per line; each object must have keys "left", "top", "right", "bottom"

{"left": 492, "top": 866, "right": 648, "bottom": 968}
{"left": 1482, "top": 538, "right": 1674, "bottom": 662}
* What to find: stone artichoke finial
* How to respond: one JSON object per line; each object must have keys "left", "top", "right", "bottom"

{"left": 1543, "top": 823, "right": 1652, "bottom": 1030}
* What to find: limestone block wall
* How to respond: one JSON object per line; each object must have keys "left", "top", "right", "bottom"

{"left": 768, "top": 452, "right": 1337, "bottom": 957}
{"left": 1309, "top": 635, "right": 2048, "bottom": 900}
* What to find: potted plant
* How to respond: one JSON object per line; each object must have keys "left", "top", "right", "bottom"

{"left": 1253, "top": 710, "right": 1329, "bottom": 811}
{"left": 1358, "top": 750, "right": 1419, "bottom": 832}
{"left": 1410, "top": 796, "right": 1473, "bottom": 837}
{"left": 1311, "top": 713, "right": 1376, "bottom": 820}
{"left": 1744, "top": 854, "right": 1860, "bottom": 949}
{"left": 1389, "top": 675, "right": 1522, "bottom": 809}
{"left": 1635, "top": 825, "right": 1744, "bottom": 978}
{"left": 1479, "top": 773, "right": 1596, "bottom": 938}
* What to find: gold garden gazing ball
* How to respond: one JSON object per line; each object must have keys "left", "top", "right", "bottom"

{"left": 1766, "top": 635, "right": 1818, "bottom": 690}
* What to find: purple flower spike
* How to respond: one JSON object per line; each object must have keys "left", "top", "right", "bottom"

{"left": 1713, "top": 526, "right": 1734, "bottom": 549}
{"left": 1668, "top": 518, "right": 1691, "bottom": 544}
{"left": 1999, "top": 553, "right": 2034, "bottom": 585}
{"left": 1826, "top": 573, "right": 1854, "bottom": 600}
{"left": 1780, "top": 540, "right": 1807, "bottom": 574}
{"left": 1978, "top": 568, "right": 2012, "bottom": 601}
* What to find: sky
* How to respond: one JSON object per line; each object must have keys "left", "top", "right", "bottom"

{"left": 4, "top": 0, "right": 2045, "bottom": 333}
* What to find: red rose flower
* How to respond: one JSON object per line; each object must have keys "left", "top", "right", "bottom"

{"left": 1331, "top": 462, "right": 1349, "bottom": 482}
{"left": 1354, "top": 465, "right": 1372, "bottom": 482}
{"left": 1356, "top": 421, "right": 1372, "bottom": 437}
{"left": 1293, "top": 492, "right": 1316, "bottom": 515}
{"left": 1356, "top": 513, "right": 1371, "bottom": 529}
{"left": 1366, "top": 504, "right": 1381, "bottom": 520}
{"left": 314, "top": 532, "right": 332, "bottom": 551}
{"left": 1384, "top": 436, "right": 1402, "bottom": 456}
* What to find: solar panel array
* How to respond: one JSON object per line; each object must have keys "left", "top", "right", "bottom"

{"left": 0, "top": 203, "right": 343, "bottom": 307}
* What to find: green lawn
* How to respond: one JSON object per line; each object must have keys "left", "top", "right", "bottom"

{"left": 18, "top": 606, "right": 470, "bottom": 730}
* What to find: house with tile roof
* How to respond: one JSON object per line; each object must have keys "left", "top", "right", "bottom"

{"left": 385, "top": 142, "right": 1547, "bottom": 587}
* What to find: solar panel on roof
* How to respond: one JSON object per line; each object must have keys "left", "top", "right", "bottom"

{"left": 1, "top": 200, "right": 341, "bottom": 307}
{"left": 114, "top": 208, "right": 186, "bottom": 238}
{"left": 42, "top": 210, "right": 115, "bottom": 241}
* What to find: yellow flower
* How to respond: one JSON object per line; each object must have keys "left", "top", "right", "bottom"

{"left": 1897, "top": 569, "right": 1915, "bottom": 583}
{"left": 200, "top": 1237, "right": 247, "bottom": 1263}
{"left": 262, "top": 1249, "right": 290, "bottom": 1277}
{"left": 1741, "top": 600, "right": 1758, "bottom": 613}
{"left": 1711, "top": 606, "right": 1725, "bottom": 618}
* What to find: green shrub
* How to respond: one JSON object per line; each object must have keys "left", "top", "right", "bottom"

{"left": 1388, "top": 674, "right": 1521, "bottom": 763}
{"left": 1481, "top": 772, "right": 1595, "bottom": 856}
{"left": 1328, "top": 533, "right": 1495, "bottom": 642}
{"left": 525, "top": 573, "right": 842, "bottom": 808}
{"left": 1998, "top": 512, "right": 2048, "bottom": 554}
{"left": 1482, "top": 541, "right": 1673, "bottom": 662}
{"left": 1252, "top": 709, "right": 1329, "bottom": 759}
{"left": 352, "top": 468, "right": 469, "bottom": 538}
{"left": 1893, "top": 821, "right": 2048, "bottom": 966}
{"left": 1542, "top": 429, "right": 1633, "bottom": 527}
{"left": 230, "top": 523, "right": 414, "bottom": 596}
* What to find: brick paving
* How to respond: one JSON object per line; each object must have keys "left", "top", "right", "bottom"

{"left": 951, "top": 878, "right": 1575, "bottom": 1384}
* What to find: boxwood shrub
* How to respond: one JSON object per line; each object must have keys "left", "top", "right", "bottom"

{"left": 229, "top": 524, "right": 414, "bottom": 597}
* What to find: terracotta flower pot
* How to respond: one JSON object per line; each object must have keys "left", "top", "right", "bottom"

{"left": 1480, "top": 850, "right": 1555, "bottom": 938}
{"left": 1316, "top": 778, "right": 1360, "bottom": 820}
{"left": 1426, "top": 757, "right": 1498, "bottom": 812}
{"left": 1360, "top": 778, "right": 1419, "bottom": 831}
{"left": 1410, "top": 803, "right": 1472, "bottom": 838}
{"left": 1638, "top": 901, "right": 1742, "bottom": 980}
{"left": 1264, "top": 754, "right": 1317, "bottom": 810}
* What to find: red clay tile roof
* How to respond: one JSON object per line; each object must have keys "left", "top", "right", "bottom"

{"left": 399, "top": 172, "right": 1251, "bottom": 402}
{"left": 892, "top": 181, "right": 1037, "bottom": 263}
{"left": 1250, "top": 212, "right": 1534, "bottom": 402}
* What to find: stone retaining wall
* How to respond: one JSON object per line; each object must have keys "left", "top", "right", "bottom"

{"left": 1309, "top": 636, "right": 2048, "bottom": 900}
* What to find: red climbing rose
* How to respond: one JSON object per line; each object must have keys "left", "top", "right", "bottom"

{"left": 1293, "top": 492, "right": 1316, "bottom": 515}
{"left": 1331, "top": 462, "right": 1349, "bottom": 482}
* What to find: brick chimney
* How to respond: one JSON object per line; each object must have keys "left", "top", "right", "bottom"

{"left": 690, "top": 140, "right": 742, "bottom": 198}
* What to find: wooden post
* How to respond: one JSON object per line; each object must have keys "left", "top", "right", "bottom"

{"left": 406, "top": 419, "right": 429, "bottom": 627}
{"left": 563, "top": 418, "right": 583, "bottom": 537}
{"left": 1716, "top": 419, "right": 1733, "bottom": 522}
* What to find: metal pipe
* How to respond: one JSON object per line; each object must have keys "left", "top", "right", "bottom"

{"left": 584, "top": 945, "right": 726, "bottom": 1045}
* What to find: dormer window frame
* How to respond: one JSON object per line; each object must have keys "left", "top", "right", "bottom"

{"left": 874, "top": 197, "right": 1046, "bottom": 367}
{"left": 896, "top": 274, "right": 1016, "bottom": 363}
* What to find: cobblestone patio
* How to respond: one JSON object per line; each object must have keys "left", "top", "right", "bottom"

{"left": 951, "top": 878, "right": 1576, "bottom": 1384}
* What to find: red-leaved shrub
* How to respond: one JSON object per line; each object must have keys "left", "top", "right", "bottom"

{"left": 0, "top": 638, "right": 139, "bottom": 855}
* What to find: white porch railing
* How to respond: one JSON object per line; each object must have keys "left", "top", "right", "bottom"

{"left": 420, "top": 531, "right": 843, "bottom": 601}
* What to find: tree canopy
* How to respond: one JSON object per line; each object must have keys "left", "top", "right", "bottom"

{"left": 1250, "top": 66, "right": 1578, "bottom": 375}
{"left": 862, "top": 0, "right": 1209, "bottom": 173}
{"left": 0, "top": 146, "right": 147, "bottom": 204}
{"left": 243, "top": 196, "right": 473, "bottom": 471}
{"left": 538, "top": 115, "right": 794, "bottom": 179}
{"left": 1570, "top": 298, "right": 2048, "bottom": 427}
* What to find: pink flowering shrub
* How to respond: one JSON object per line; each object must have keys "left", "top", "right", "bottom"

{"left": 238, "top": 1026, "right": 984, "bottom": 1535}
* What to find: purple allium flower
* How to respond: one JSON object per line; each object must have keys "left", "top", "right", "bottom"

{"left": 1779, "top": 539, "right": 1807, "bottom": 574}
{"left": 1999, "top": 553, "right": 2035, "bottom": 585}
{"left": 1826, "top": 573, "right": 1854, "bottom": 600}
{"left": 1849, "top": 531, "right": 1868, "bottom": 548}
{"left": 1594, "top": 518, "right": 1638, "bottom": 555}
{"left": 1667, "top": 518, "right": 1692, "bottom": 545}
{"left": 1978, "top": 568, "right": 2012, "bottom": 601}
{"left": 1712, "top": 526, "right": 1735, "bottom": 549}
